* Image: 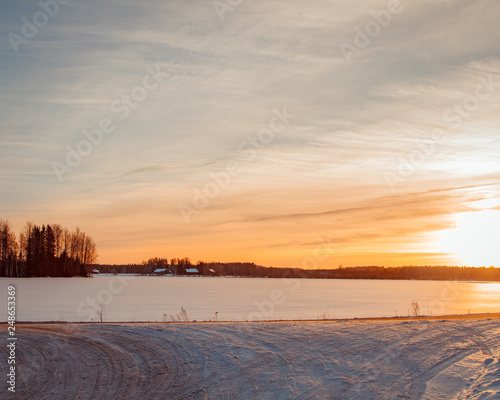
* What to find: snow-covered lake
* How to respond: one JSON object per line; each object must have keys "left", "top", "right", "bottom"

{"left": 2, "top": 276, "right": 500, "bottom": 322}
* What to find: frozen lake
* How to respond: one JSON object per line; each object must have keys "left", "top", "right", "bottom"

{"left": 2, "top": 276, "right": 500, "bottom": 322}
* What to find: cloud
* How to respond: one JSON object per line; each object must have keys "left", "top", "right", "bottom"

{"left": 1, "top": 0, "right": 500, "bottom": 266}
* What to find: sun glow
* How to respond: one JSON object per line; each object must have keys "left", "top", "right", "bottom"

{"left": 437, "top": 210, "right": 500, "bottom": 267}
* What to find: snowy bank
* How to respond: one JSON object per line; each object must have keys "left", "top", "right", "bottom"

{"left": 2, "top": 317, "right": 499, "bottom": 399}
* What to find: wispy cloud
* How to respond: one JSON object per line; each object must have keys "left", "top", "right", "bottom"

{"left": 1, "top": 0, "right": 500, "bottom": 266}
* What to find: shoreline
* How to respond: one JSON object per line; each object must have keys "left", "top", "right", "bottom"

{"left": 3, "top": 311, "right": 499, "bottom": 326}
{"left": 4, "top": 275, "right": 500, "bottom": 283}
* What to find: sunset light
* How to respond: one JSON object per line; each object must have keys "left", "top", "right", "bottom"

{"left": 2, "top": 1, "right": 500, "bottom": 398}
{"left": 1, "top": 1, "right": 500, "bottom": 268}
{"left": 437, "top": 209, "right": 500, "bottom": 268}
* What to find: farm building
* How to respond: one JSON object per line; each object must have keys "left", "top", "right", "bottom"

{"left": 153, "top": 268, "right": 174, "bottom": 276}
{"left": 185, "top": 268, "right": 200, "bottom": 275}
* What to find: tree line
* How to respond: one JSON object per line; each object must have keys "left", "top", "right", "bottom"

{"left": 94, "top": 258, "right": 260, "bottom": 276}
{"left": 3, "top": 222, "right": 498, "bottom": 282}
{"left": 92, "top": 258, "right": 500, "bottom": 281}
{"left": 0, "top": 219, "right": 98, "bottom": 277}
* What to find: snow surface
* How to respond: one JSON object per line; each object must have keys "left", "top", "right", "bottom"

{"left": 3, "top": 317, "right": 499, "bottom": 399}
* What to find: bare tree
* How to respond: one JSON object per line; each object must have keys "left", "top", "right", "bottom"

{"left": 410, "top": 299, "right": 420, "bottom": 317}
{"left": 82, "top": 235, "right": 98, "bottom": 265}
{"left": 70, "top": 227, "right": 84, "bottom": 261}
{"left": 62, "top": 228, "right": 71, "bottom": 256}
{"left": 52, "top": 224, "right": 63, "bottom": 258}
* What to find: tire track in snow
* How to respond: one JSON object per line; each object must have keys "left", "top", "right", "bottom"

{"left": 1, "top": 318, "right": 499, "bottom": 399}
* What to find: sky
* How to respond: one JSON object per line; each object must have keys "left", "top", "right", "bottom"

{"left": 1, "top": 0, "right": 500, "bottom": 268}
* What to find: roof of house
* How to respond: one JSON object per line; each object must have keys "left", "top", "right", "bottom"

{"left": 185, "top": 268, "right": 199, "bottom": 274}
{"left": 154, "top": 268, "right": 167, "bottom": 273}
